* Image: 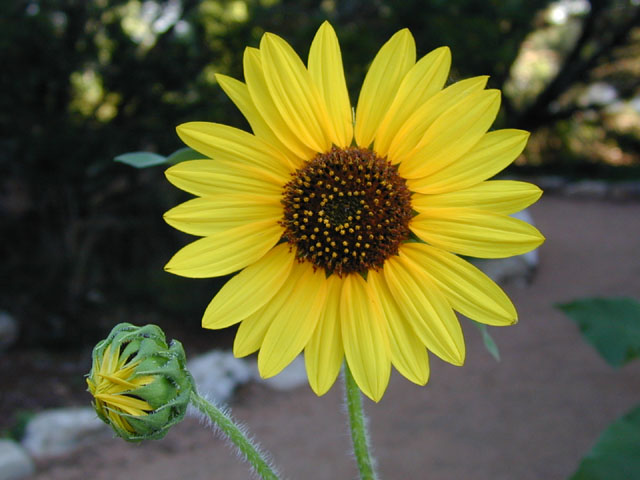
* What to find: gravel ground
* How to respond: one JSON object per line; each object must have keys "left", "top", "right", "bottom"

{"left": 24, "top": 195, "right": 640, "bottom": 480}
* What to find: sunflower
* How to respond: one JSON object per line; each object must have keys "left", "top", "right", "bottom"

{"left": 163, "top": 22, "right": 544, "bottom": 401}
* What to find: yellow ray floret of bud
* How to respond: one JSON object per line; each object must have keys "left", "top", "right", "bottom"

{"left": 87, "top": 344, "right": 155, "bottom": 431}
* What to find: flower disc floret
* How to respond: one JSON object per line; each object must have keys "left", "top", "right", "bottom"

{"left": 280, "top": 147, "right": 413, "bottom": 276}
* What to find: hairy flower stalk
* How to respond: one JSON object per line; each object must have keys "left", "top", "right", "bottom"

{"left": 190, "top": 390, "right": 280, "bottom": 480}
{"left": 88, "top": 323, "right": 280, "bottom": 478}
{"left": 344, "top": 363, "right": 378, "bottom": 480}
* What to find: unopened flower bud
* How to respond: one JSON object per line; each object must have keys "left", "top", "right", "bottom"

{"left": 86, "top": 323, "right": 192, "bottom": 441}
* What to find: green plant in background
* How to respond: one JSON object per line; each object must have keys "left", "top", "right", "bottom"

{"left": 0, "top": 410, "right": 36, "bottom": 442}
{"left": 3, "top": 0, "right": 639, "bottom": 347}
{"left": 558, "top": 297, "right": 640, "bottom": 367}
{"left": 557, "top": 297, "right": 640, "bottom": 479}
{"left": 114, "top": 147, "right": 202, "bottom": 169}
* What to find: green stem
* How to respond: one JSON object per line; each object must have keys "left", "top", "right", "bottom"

{"left": 189, "top": 390, "right": 280, "bottom": 480}
{"left": 344, "top": 363, "right": 378, "bottom": 480}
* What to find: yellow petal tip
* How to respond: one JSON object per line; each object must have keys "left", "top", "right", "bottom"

{"left": 201, "top": 319, "right": 215, "bottom": 330}
{"left": 175, "top": 123, "right": 190, "bottom": 136}
{"left": 213, "top": 72, "right": 227, "bottom": 83}
{"left": 486, "top": 89, "right": 501, "bottom": 101}
{"left": 258, "top": 365, "right": 277, "bottom": 380}
{"left": 369, "top": 391, "right": 384, "bottom": 403}
{"left": 451, "top": 356, "right": 465, "bottom": 367}
{"left": 434, "top": 45, "right": 451, "bottom": 58}
{"left": 261, "top": 32, "right": 279, "bottom": 47}
{"left": 308, "top": 381, "right": 330, "bottom": 397}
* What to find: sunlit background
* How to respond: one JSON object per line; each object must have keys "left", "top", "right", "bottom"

{"left": 1, "top": 0, "right": 639, "bottom": 462}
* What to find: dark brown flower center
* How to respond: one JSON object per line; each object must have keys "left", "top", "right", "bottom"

{"left": 280, "top": 147, "right": 413, "bottom": 276}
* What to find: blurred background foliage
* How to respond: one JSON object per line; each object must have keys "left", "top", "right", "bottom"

{"left": 1, "top": 0, "right": 639, "bottom": 347}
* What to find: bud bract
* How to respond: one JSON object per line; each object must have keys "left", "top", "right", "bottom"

{"left": 87, "top": 323, "right": 192, "bottom": 441}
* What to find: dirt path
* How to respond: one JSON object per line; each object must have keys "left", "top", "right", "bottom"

{"left": 29, "top": 196, "right": 640, "bottom": 480}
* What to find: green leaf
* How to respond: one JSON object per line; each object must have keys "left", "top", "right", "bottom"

{"left": 114, "top": 152, "right": 167, "bottom": 168}
{"left": 472, "top": 322, "right": 501, "bottom": 361}
{"left": 556, "top": 297, "right": 640, "bottom": 367}
{"left": 166, "top": 147, "right": 202, "bottom": 164}
{"left": 569, "top": 404, "right": 640, "bottom": 480}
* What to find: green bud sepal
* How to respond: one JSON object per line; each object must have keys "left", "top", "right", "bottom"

{"left": 87, "top": 323, "right": 193, "bottom": 441}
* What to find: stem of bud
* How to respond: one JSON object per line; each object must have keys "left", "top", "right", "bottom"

{"left": 189, "top": 390, "right": 280, "bottom": 480}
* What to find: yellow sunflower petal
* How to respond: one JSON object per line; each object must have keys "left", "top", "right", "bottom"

{"left": 354, "top": 29, "right": 416, "bottom": 148}
{"left": 233, "top": 262, "right": 306, "bottom": 357}
{"left": 233, "top": 312, "right": 271, "bottom": 358}
{"left": 107, "top": 409, "right": 134, "bottom": 432}
{"left": 308, "top": 21, "right": 353, "bottom": 148}
{"left": 99, "top": 373, "right": 147, "bottom": 391}
{"left": 410, "top": 208, "right": 545, "bottom": 258}
{"left": 100, "top": 344, "right": 116, "bottom": 375}
{"left": 398, "top": 89, "right": 501, "bottom": 179}
{"left": 374, "top": 46, "right": 451, "bottom": 157}
{"left": 165, "top": 159, "right": 283, "bottom": 197}
{"left": 163, "top": 194, "right": 281, "bottom": 237}
{"left": 95, "top": 393, "right": 152, "bottom": 415}
{"left": 215, "top": 74, "right": 303, "bottom": 168}
{"left": 400, "top": 243, "right": 517, "bottom": 326}
{"left": 387, "top": 76, "right": 488, "bottom": 164}
{"left": 260, "top": 33, "right": 333, "bottom": 153}
{"left": 202, "top": 244, "right": 295, "bottom": 329}
{"left": 161, "top": 25, "right": 542, "bottom": 403}
{"left": 408, "top": 129, "right": 530, "bottom": 194}
{"left": 412, "top": 181, "right": 543, "bottom": 215}
{"left": 340, "top": 274, "right": 391, "bottom": 402}
{"left": 164, "top": 219, "right": 282, "bottom": 278}
{"left": 368, "top": 270, "right": 430, "bottom": 385}
{"left": 383, "top": 255, "right": 465, "bottom": 366}
{"left": 244, "top": 47, "right": 317, "bottom": 160}
{"left": 305, "top": 275, "right": 344, "bottom": 396}
{"left": 176, "top": 122, "right": 292, "bottom": 179}
{"left": 258, "top": 263, "right": 327, "bottom": 378}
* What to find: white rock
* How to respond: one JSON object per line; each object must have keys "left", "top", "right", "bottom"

{"left": 473, "top": 256, "right": 535, "bottom": 287}
{"left": 0, "top": 311, "right": 19, "bottom": 351}
{"left": 510, "top": 209, "right": 539, "bottom": 268}
{"left": 21, "top": 407, "right": 108, "bottom": 458}
{"left": 564, "top": 180, "right": 609, "bottom": 199}
{"left": 530, "top": 175, "right": 567, "bottom": 194}
{"left": 610, "top": 181, "right": 640, "bottom": 201}
{"left": 187, "top": 350, "right": 252, "bottom": 405}
{"left": 0, "top": 440, "right": 34, "bottom": 480}
{"left": 251, "top": 355, "right": 308, "bottom": 391}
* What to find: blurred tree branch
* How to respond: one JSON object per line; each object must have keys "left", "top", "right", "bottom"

{"left": 1, "top": 0, "right": 639, "bottom": 347}
{"left": 514, "top": 1, "right": 640, "bottom": 130}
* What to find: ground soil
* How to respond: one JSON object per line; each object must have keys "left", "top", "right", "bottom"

{"left": 7, "top": 195, "right": 640, "bottom": 480}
